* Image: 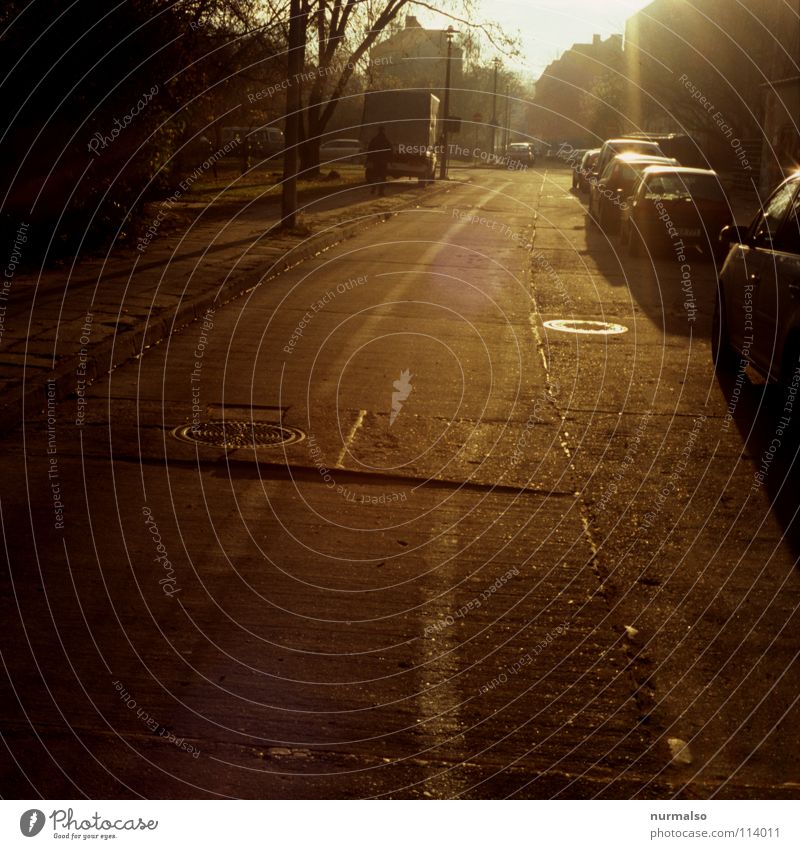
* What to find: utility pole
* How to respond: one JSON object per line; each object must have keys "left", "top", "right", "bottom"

{"left": 489, "top": 58, "right": 500, "bottom": 159}
{"left": 281, "top": 0, "right": 305, "bottom": 228}
{"left": 438, "top": 26, "right": 456, "bottom": 181}
{"left": 503, "top": 84, "right": 510, "bottom": 150}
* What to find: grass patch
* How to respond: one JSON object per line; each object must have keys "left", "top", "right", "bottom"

{"left": 183, "top": 162, "right": 365, "bottom": 207}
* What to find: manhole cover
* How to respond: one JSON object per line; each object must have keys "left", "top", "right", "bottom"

{"left": 543, "top": 319, "right": 628, "bottom": 335}
{"left": 172, "top": 421, "right": 306, "bottom": 448}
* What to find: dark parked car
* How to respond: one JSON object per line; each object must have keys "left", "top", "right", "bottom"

{"left": 620, "top": 166, "right": 730, "bottom": 256}
{"left": 506, "top": 142, "right": 536, "bottom": 166}
{"left": 565, "top": 148, "right": 587, "bottom": 186}
{"left": 588, "top": 153, "right": 678, "bottom": 232}
{"left": 575, "top": 148, "right": 601, "bottom": 193}
{"left": 713, "top": 172, "right": 800, "bottom": 388}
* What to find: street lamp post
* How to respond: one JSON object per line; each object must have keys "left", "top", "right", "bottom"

{"left": 438, "top": 26, "right": 456, "bottom": 181}
{"left": 489, "top": 58, "right": 500, "bottom": 160}
{"left": 503, "top": 84, "right": 510, "bottom": 150}
{"left": 281, "top": 0, "right": 305, "bottom": 228}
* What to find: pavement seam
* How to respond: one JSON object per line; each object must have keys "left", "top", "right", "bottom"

{"left": 526, "top": 169, "right": 670, "bottom": 795}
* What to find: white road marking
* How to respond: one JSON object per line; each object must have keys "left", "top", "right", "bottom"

{"left": 336, "top": 408, "right": 367, "bottom": 468}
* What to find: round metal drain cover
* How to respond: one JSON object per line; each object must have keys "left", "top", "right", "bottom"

{"left": 172, "top": 421, "right": 306, "bottom": 448}
{"left": 543, "top": 319, "right": 628, "bottom": 335}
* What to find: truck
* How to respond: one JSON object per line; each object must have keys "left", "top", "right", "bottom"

{"left": 360, "top": 90, "right": 439, "bottom": 184}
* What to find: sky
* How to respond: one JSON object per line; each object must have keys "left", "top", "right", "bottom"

{"left": 423, "top": 0, "right": 655, "bottom": 79}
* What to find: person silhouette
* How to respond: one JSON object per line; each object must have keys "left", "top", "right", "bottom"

{"left": 366, "top": 126, "right": 393, "bottom": 196}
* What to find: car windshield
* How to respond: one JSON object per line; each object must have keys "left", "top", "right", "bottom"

{"left": 615, "top": 142, "right": 662, "bottom": 156}
{"left": 645, "top": 173, "right": 724, "bottom": 201}
{"left": 618, "top": 160, "right": 670, "bottom": 190}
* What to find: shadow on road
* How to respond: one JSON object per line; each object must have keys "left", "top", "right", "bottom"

{"left": 714, "top": 369, "right": 800, "bottom": 559}
{"left": 101, "top": 178, "right": 426, "bottom": 282}
{"left": 582, "top": 209, "right": 720, "bottom": 337}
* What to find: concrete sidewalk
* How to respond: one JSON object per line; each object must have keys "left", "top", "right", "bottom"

{"left": 0, "top": 174, "right": 469, "bottom": 433}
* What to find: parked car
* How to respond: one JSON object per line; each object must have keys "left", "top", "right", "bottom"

{"left": 713, "top": 172, "right": 800, "bottom": 388}
{"left": 592, "top": 138, "right": 667, "bottom": 183}
{"left": 567, "top": 148, "right": 587, "bottom": 185}
{"left": 506, "top": 142, "right": 536, "bottom": 166}
{"left": 567, "top": 147, "right": 587, "bottom": 166}
{"left": 319, "top": 138, "right": 364, "bottom": 164}
{"left": 588, "top": 153, "right": 678, "bottom": 233}
{"left": 560, "top": 146, "right": 584, "bottom": 179}
{"left": 221, "top": 125, "right": 284, "bottom": 157}
{"left": 623, "top": 132, "right": 705, "bottom": 167}
{"left": 620, "top": 166, "right": 730, "bottom": 257}
{"left": 575, "top": 148, "right": 601, "bottom": 193}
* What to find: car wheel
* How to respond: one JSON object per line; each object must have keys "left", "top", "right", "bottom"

{"left": 780, "top": 336, "right": 800, "bottom": 389}
{"left": 627, "top": 224, "right": 642, "bottom": 256}
{"left": 597, "top": 202, "right": 607, "bottom": 231}
{"left": 783, "top": 339, "right": 800, "bottom": 442}
{"left": 599, "top": 203, "right": 617, "bottom": 234}
{"left": 711, "top": 291, "right": 738, "bottom": 374}
{"left": 778, "top": 337, "right": 800, "bottom": 438}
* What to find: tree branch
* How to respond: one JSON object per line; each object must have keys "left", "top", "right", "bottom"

{"left": 407, "top": 0, "right": 518, "bottom": 57}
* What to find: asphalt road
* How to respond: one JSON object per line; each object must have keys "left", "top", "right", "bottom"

{"left": 2, "top": 166, "right": 800, "bottom": 799}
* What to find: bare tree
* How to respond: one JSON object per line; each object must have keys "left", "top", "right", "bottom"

{"left": 293, "top": 0, "right": 518, "bottom": 174}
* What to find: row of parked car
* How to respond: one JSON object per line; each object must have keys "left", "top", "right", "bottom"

{"left": 572, "top": 136, "right": 800, "bottom": 399}
{"left": 572, "top": 138, "right": 730, "bottom": 259}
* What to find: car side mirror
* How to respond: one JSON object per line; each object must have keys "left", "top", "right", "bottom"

{"left": 719, "top": 224, "right": 745, "bottom": 246}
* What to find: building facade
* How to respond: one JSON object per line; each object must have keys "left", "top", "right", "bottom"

{"left": 529, "top": 34, "right": 624, "bottom": 148}
{"left": 623, "top": 0, "right": 800, "bottom": 192}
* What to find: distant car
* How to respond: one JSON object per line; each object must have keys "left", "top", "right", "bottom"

{"left": 620, "top": 166, "right": 730, "bottom": 257}
{"left": 506, "top": 143, "right": 535, "bottom": 166}
{"left": 575, "top": 148, "right": 601, "bottom": 193}
{"left": 588, "top": 153, "right": 678, "bottom": 232}
{"left": 221, "top": 126, "right": 284, "bottom": 157}
{"left": 319, "top": 138, "right": 364, "bottom": 164}
{"left": 565, "top": 148, "right": 587, "bottom": 186}
{"left": 593, "top": 138, "right": 667, "bottom": 183}
{"left": 713, "top": 172, "right": 800, "bottom": 387}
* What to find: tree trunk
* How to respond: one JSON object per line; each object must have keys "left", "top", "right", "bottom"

{"left": 299, "top": 136, "right": 322, "bottom": 176}
{"left": 299, "top": 103, "right": 323, "bottom": 177}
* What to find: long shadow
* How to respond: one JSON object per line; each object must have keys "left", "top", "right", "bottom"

{"left": 580, "top": 193, "right": 800, "bottom": 552}
{"left": 717, "top": 369, "right": 800, "bottom": 559}
{"left": 580, "top": 188, "right": 760, "bottom": 339}
{"left": 9, "top": 179, "right": 424, "bottom": 314}
{"left": 579, "top": 198, "right": 722, "bottom": 337}
{"left": 100, "top": 179, "right": 422, "bottom": 282}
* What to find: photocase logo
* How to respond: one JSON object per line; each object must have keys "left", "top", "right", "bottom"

{"left": 20, "top": 809, "right": 46, "bottom": 837}
{"left": 390, "top": 369, "right": 413, "bottom": 426}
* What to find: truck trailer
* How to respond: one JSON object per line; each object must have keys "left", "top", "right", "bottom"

{"left": 361, "top": 90, "right": 440, "bottom": 183}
